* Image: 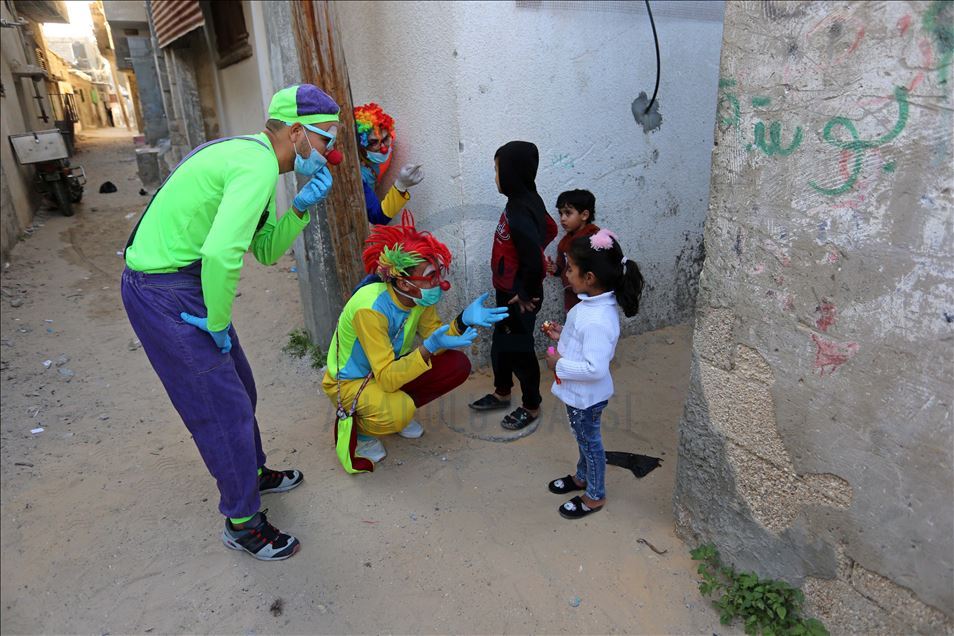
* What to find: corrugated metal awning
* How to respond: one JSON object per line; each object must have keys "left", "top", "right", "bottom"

{"left": 151, "top": 0, "right": 205, "bottom": 49}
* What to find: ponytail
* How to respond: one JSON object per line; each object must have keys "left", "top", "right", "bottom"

{"left": 616, "top": 258, "right": 644, "bottom": 317}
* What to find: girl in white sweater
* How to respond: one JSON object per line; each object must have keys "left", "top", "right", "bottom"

{"left": 543, "top": 228, "right": 644, "bottom": 519}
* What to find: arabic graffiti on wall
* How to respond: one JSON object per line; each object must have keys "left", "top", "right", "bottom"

{"left": 717, "top": 80, "right": 909, "bottom": 197}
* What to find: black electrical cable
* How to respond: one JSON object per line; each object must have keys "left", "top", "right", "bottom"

{"left": 644, "top": 0, "right": 660, "bottom": 114}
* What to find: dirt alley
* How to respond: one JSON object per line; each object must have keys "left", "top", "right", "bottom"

{"left": 0, "top": 129, "right": 735, "bottom": 634}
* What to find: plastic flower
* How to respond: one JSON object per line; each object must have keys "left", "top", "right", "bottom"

{"left": 590, "top": 228, "right": 618, "bottom": 250}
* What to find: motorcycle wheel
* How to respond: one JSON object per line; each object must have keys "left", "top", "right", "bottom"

{"left": 52, "top": 180, "right": 74, "bottom": 216}
{"left": 69, "top": 182, "right": 83, "bottom": 203}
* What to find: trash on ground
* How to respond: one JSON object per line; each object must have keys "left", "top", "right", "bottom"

{"left": 99, "top": 181, "right": 118, "bottom": 193}
{"left": 31, "top": 427, "right": 44, "bottom": 435}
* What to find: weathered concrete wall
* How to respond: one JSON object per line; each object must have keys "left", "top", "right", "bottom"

{"left": 214, "top": 1, "right": 264, "bottom": 137}
{"left": 334, "top": 0, "right": 725, "bottom": 342}
{"left": 674, "top": 1, "right": 954, "bottom": 633}
{"left": 128, "top": 35, "right": 167, "bottom": 144}
{"left": 0, "top": 3, "right": 43, "bottom": 263}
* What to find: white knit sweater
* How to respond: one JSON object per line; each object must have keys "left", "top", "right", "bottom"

{"left": 551, "top": 290, "right": 620, "bottom": 409}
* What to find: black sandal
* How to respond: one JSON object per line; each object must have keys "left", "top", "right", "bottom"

{"left": 548, "top": 475, "right": 585, "bottom": 494}
{"left": 501, "top": 406, "right": 538, "bottom": 430}
{"left": 469, "top": 393, "right": 511, "bottom": 411}
{"left": 559, "top": 496, "right": 603, "bottom": 519}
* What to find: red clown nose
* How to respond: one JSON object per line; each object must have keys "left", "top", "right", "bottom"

{"left": 325, "top": 148, "right": 344, "bottom": 166}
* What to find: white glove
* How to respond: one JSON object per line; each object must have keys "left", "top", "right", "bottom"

{"left": 394, "top": 163, "right": 424, "bottom": 192}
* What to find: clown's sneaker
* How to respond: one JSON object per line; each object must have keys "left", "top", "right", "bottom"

{"left": 398, "top": 419, "right": 424, "bottom": 439}
{"left": 221, "top": 510, "right": 300, "bottom": 561}
{"left": 356, "top": 434, "right": 387, "bottom": 462}
{"left": 259, "top": 466, "right": 304, "bottom": 494}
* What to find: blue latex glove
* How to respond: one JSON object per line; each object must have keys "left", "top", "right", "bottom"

{"left": 180, "top": 312, "right": 232, "bottom": 354}
{"left": 293, "top": 166, "right": 333, "bottom": 211}
{"left": 423, "top": 324, "right": 477, "bottom": 354}
{"left": 462, "top": 291, "right": 509, "bottom": 327}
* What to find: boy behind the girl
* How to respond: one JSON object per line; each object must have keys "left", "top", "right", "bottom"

{"left": 546, "top": 189, "right": 600, "bottom": 312}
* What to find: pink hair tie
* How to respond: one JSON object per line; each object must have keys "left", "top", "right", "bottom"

{"left": 589, "top": 228, "right": 617, "bottom": 250}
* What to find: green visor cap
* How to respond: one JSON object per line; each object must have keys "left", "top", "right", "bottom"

{"left": 268, "top": 84, "right": 340, "bottom": 125}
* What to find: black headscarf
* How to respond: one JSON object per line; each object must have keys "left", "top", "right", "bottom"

{"left": 495, "top": 141, "right": 549, "bottom": 300}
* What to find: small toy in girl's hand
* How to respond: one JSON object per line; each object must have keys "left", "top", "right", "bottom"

{"left": 541, "top": 320, "right": 553, "bottom": 334}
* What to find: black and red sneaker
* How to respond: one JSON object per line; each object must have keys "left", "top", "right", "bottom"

{"left": 258, "top": 466, "right": 304, "bottom": 495}
{"left": 221, "top": 510, "right": 300, "bottom": 561}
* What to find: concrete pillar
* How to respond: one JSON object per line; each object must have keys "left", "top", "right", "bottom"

{"left": 674, "top": 1, "right": 953, "bottom": 633}
{"left": 128, "top": 35, "right": 168, "bottom": 145}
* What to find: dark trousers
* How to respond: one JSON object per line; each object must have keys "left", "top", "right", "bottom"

{"left": 121, "top": 264, "right": 265, "bottom": 518}
{"left": 491, "top": 290, "right": 542, "bottom": 410}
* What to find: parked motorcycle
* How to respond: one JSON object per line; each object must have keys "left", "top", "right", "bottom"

{"left": 9, "top": 129, "right": 86, "bottom": 217}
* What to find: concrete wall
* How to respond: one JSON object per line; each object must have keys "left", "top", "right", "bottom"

{"left": 0, "top": 4, "right": 44, "bottom": 263}
{"left": 127, "top": 35, "right": 166, "bottom": 144}
{"left": 69, "top": 71, "right": 103, "bottom": 130}
{"left": 334, "top": 0, "right": 725, "bottom": 341}
{"left": 673, "top": 1, "right": 954, "bottom": 633}
{"left": 102, "top": 0, "right": 147, "bottom": 23}
{"left": 214, "top": 1, "right": 265, "bottom": 136}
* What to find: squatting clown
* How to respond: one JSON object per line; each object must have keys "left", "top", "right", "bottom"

{"left": 323, "top": 212, "right": 508, "bottom": 472}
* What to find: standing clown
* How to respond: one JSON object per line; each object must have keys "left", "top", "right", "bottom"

{"left": 122, "top": 84, "right": 341, "bottom": 561}
{"left": 323, "top": 212, "right": 509, "bottom": 471}
{"left": 354, "top": 102, "right": 425, "bottom": 225}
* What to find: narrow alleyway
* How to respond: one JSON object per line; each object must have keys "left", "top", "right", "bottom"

{"left": 1, "top": 130, "right": 732, "bottom": 634}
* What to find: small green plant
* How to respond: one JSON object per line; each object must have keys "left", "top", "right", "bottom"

{"left": 690, "top": 543, "right": 829, "bottom": 636}
{"left": 283, "top": 329, "right": 325, "bottom": 370}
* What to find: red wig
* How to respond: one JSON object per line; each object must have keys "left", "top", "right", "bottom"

{"left": 362, "top": 211, "right": 452, "bottom": 281}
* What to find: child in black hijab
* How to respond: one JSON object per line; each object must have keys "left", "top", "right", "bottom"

{"left": 469, "top": 141, "right": 557, "bottom": 430}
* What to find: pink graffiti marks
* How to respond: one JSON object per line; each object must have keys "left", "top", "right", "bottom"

{"left": 898, "top": 14, "right": 912, "bottom": 36}
{"left": 812, "top": 334, "right": 859, "bottom": 375}
{"left": 815, "top": 301, "right": 837, "bottom": 332}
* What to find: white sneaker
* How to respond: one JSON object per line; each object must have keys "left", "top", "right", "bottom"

{"left": 398, "top": 419, "right": 424, "bottom": 439}
{"left": 356, "top": 436, "right": 387, "bottom": 462}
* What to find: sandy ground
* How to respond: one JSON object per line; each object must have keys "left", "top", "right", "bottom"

{"left": 0, "top": 129, "right": 734, "bottom": 635}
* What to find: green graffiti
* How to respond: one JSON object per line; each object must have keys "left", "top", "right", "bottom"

{"left": 923, "top": 0, "right": 953, "bottom": 87}
{"left": 883, "top": 161, "right": 896, "bottom": 172}
{"left": 754, "top": 120, "right": 803, "bottom": 156}
{"left": 809, "top": 86, "right": 909, "bottom": 196}
{"left": 719, "top": 92, "right": 741, "bottom": 129}
{"left": 751, "top": 96, "right": 771, "bottom": 107}
{"left": 718, "top": 78, "right": 742, "bottom": 132}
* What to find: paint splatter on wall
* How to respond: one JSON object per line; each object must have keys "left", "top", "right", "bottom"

{"left": 812, "top": 333, "right": 859, "bottom": 375}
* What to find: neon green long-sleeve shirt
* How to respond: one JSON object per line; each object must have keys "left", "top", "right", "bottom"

{"left": 125, "top": 134, "right": 310, "bottom": 331}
